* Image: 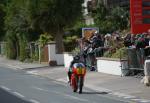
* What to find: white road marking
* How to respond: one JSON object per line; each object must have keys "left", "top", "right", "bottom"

{"left": 56, "top": 78, "right": 67, "bottom": 83}
{"left": 32, "top": 86, "right": 49, "bottom": 92}
{"left": 108, "top": 92, "right": 113, "bottom": 95}
{"left": 52, "top": 77, "right": 150, "bottom": 103}
{"left": 53, "top": 77, "right": 150, "bottom": 103}
{"left": 140, "top": 99, "right": 150, "bottom": 103}
{"left": 6, "top": 65, "right": 22, "bottom": 70}
{"left": 52, "top": 80, "right": 67, "bottom": 87}
{"left": 0, "top": 85, "right": 11, "bottom": 91}
{"left": 26, "top": 71, "right": 38, "bottom": 75}
{"left": 112, "top": 92, "right": 150, "bottom": 102}
{"left": 30, "top": 99, "right": 40, "bottom": 103}
{"left": 123, "top": 96, "right": 135, "bottom": 99}
{"left": 13, "top": 92, "right": 25, "bottom": 98}
{"left": 113, "top": 92, "right": 123, "bottom": 96}
{"left": 112, "top": 92, "right": 135, "bottom": 99}
{"left": 32, "top": 86, "right": 88, "bottom": 102}
{"left": 131, "top": 98, "right": 140, "bottom": 101}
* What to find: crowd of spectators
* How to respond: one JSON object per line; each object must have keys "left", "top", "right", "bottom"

{"left": 124, "top": 30, "right": 150, "bottom": 49}
{"left": 123, "top": 29, "right": 150, "bottom": 56}
{"left": 77, "top": 29, "right": 150, "bottom": 70}
{"left": 79, "top": 31, "right": 123, "bottom": 59}
{"left": 77, "top": 31, "right": 123, "bottom": 70}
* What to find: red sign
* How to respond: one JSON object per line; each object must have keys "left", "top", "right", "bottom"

{"left": 130, "top": 0, "right": 150, "bottom": 34}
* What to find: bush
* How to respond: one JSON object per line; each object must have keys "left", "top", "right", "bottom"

{"left": 5, "top": 31, "right": 18, "bottom": 59}
{"left": 32, "top": 47, "right": 39, "bottom": 61}
{"left": 111, "top": 47, "right": 127, "bottom": 59}
{"left": 103, "top": 50, "right": 112, "bottom": 58}
{"left": 39, "top": 33, "right": 53, "bottom": 48}
{"left": 6, "top": 39, "right": 17, "bottom": 59}
{"left": 19, "top": 34, "right": 28, "bottom": 62}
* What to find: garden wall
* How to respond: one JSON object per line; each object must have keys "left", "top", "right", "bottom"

{"left": 97, "top": 57, "right": 128, "bottom": 76}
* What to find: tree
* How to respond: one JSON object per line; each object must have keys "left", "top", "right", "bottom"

{"left": 28, "top": 0, "right": 84, "bottom": 53}
{"left": 93, "top": 3, "right": 129, "bottom": 33}
{"left": 93, "top": 2, "right": 108, "bottom": 21}
{"left": 92, "top": 3, "right": 114, "bottom": 33}
{"left": 4, "top": 0, "right": 84, "bottom": 60}
{"left": 5, "top": 0, "right": 30, "bottom": 59}
{"left": 5, "top": 30, "right": 18, "bottom": 59}
{"left": 110, "top": 7, "right": 129, "bottom": 30}
{"left": 0, "top": 0, "right": 6, "bottom": 40}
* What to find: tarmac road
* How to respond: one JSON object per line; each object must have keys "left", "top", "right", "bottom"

{"left": 0, "top": 66, "right": 129, "bottom": 103}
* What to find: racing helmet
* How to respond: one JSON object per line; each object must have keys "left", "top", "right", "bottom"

{"left": 73, "top": 55, "right": 80, "bottom": 61}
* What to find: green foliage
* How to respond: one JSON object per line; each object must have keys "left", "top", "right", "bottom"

{"left": 64, "top": 35, "right": 78, "bottom": 52}
{"left": 72, "top": 47, "right": 80, "bottom": 55}
{"left": 32, "top": 49, "right": 39, "bottom": 61}
{"left": 63, "top": 20, "right": 86, "bottom": 52}
{"left": 4, "top": 0, "right": 40, "bottom": 61}
{"left": 39, "top": 33, "right": 53, "bottom": 48}
{"left": 27, "top": 0, "right": 84, "bottom": 53}
{"left": 93, "top": 3, "right": 129, "bottom": 33}
{"left": 110, "top": 7, "right": 129, "bottom": 30}
{"left": 6, "top": 41, "right": 17, "bottom": 59}
{"left": 103, "top": 50, "right": 112, "bottom": 58}
{"left": 97, "top": 20, "right": 114, "bottom": 33}
{"left": 0, "top": 2, "right": 6, "bottom": 40}
{"left": 26, "top": 0, "right": 84, "bottom": 33}
{"left": 3, "top": 0, "right": 85, "bottom": 59}
{"left": 18, "top": 34, "right": 28, "bottom": 61}
{"left": 93, "top": 3, "right": 112, "bottom": 33}
{"left": 93, "top": 3, "right": 108, "bottom": 21}
{"left": 5, "top": 0, "right": 29, "bottom": 33}
{"left": 103, "top": 47, "right": 127, "bottom": 59}
{"left": 111, "top": 47, "right": 127, "bottom": 59}
{"left": 64, "top": 35, "right": 78, "bottom": 43}
{"left": 5, "top": 31, "right": 18, "bottom": 59}
{"left": 73, "top": 20, "right": 87, "bottom": 29}
{"left": 66, "top": 20, "right": 86, "bottom": 37}
{"left": 91, "top": 3, "right": 129, "bottom": 58}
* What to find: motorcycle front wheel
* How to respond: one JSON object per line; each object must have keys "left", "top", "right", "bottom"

{"left": 78, "top": 76, "right": 84, "bottom": 94}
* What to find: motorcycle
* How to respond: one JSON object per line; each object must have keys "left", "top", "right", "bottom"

{"left": 70, "top": 63, "right": 86, "bottom": 94}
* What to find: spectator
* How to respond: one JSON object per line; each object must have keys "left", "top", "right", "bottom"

{"left": 123, "top": 33, "right": 132, "bottom": 47}
{"left": 144, "top": 30, "right": 150, "bottom": 56}
{"left": 135, "top": 34, "right": 146, "bottom": 49}
{"left": 104, "top": 33, "right": 112, "bottom": 48}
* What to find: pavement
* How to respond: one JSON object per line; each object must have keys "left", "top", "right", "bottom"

{"left": 0, "top": 56, "right": 150, "bottom": 103}
{"left": 0, "top": 56, "right": 49, "bottom": 70}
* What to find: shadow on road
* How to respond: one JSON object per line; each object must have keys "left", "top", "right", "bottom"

{"left": 0, "top": 88, "right": 31, "bottom": 103}
{"left": 82, "top": 91, "right": 109, "bottom": 95}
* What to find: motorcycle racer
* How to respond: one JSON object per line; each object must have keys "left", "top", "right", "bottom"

{"left": 68, "top": 55, "right": 84, "bottom": 84}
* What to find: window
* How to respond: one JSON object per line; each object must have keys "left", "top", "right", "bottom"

{"left": 143, "top": 1, "right": 150, "bottom": 7}
{"left": 143, "top": 9, "right": 150, "bottom": 15}
{"left": 143, "top": 18, "right": 150, "bottom": 24}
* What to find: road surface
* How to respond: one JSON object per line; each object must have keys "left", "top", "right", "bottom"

{"left": 0, "top": 66, "right": 129, "bottom": 103}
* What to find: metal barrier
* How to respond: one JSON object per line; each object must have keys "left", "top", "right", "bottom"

{"left": 127, "top": 48, "right": 150, "bottom": 70}
{"left": 127, "top": 48, "right": 141, "bottom": 69}
{"left": 85, "top": 47, "right": 148, "bottom": 72}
